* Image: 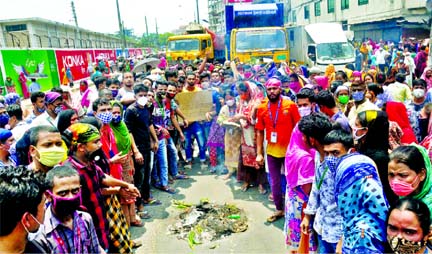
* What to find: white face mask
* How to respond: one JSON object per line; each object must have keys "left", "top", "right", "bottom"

{"left": 412, "top": 88, "right": 425, "bottom": 99}
{"left": 226, "top": 99, "right": 235, "bottom": 107}
{"left": 137, "top": 96, "right": 148, "bottom": 107}
{"left": 22, "top": 213, "right": 44, "bottom": 242}
{"left": 353, "top": 127, "right": 367, "bottom": 141}
{"left": 298, "top": 106, "right": 312, "bottom": 117}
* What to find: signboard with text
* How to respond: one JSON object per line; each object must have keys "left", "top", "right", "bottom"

{"left": 93, "top": 49, "right": 117, "bottom": 61}
{"left": 55, "top": 49, "right": 93, "bottom": 83}
{"left": 175, "top": 90, "right": 213, "bottom": 122}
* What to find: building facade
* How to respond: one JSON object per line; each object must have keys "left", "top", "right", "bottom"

{"left": 0, "top": 17, "right": 139, "bottom": 49}
{"left": 208, "top": 0, "right": 226, "bottom": 33}
{"left": 284, "top": 0, "right": 429, "bottom": 42}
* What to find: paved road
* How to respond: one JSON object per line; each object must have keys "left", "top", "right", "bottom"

{"left": 130, "top": 163, "right": 287, "bottom": 254}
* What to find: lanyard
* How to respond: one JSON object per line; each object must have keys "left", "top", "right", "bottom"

{"left": 316, "top": 165, "right": 329, "bottom": 190}
{"left": 52, "top": 212, "right": 86, "bottom": 253}
{"left": 268, "top": 98, "right": 282, "bottom": 129}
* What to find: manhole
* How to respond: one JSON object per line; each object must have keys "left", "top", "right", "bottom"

{"left": 167, "top": 199, "right": 248, "bottom": 249}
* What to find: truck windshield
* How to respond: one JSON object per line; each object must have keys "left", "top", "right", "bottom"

{"left": 235, "top": 29, "right": 287, "bottom": 52}
{"left": 168, "top": 39, "right": 199, "bottom": 51}
{"left": 316, "top": 42, "right": 355, "bottom": 61}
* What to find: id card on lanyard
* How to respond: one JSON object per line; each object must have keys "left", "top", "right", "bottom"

{"left": 268, "top": 98, "right": 282, "bottom": 143}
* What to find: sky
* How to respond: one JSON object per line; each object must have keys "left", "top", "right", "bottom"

{"left": 0, "top": 0, "right": 209, "bottom": 35}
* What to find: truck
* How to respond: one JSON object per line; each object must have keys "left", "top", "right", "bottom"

{"left": 286, "top": 22, "right": 356, "bottom": 71}
{"left": 166, "top": 23, "right": 225, "bottom": 63}
{"left": 225, "top": 3, "right": 289, "bottom": 63}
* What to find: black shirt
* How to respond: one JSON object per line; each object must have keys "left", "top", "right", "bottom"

{"left": 124, "top": 103, "right": 153, "bottom": 151}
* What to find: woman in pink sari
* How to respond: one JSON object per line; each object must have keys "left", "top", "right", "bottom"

{"left": 233, "top": 81, "right": 267, "bottom": 193}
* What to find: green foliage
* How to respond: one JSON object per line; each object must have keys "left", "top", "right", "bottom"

{"left": 141, "top": 32, "right": 174, "bottom": 49}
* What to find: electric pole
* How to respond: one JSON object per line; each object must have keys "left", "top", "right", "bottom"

{"left": 71, "top": 1, "right": 82, "bottom": 48}
{"left": 116, "top": 0, "right": 127, "bottom": 55}
{"left": 155, "top": 18, "right": 159, "bottom": 49}
{"left": 196, "top": 0, "right": 200, "bottom": 24}
{"left": 145, "top": 16, "right": 149, "bottom": 37}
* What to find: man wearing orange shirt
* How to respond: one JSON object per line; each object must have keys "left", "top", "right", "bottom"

{"left": 256, "top": 77, "right": 300, "bottom": 222}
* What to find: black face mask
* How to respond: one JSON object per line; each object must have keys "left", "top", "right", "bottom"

{"left": 48, "top": 190, "right": 81, "bottom": 217}
{"left": 157, "top": 91, "right": 166, "bottom": 98}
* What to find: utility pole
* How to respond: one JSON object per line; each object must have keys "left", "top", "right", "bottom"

{"left": 196, "top": 0, "right": 200, "bottom": 24}
{"left": 71, "top": 1, "right": 82, "bottom": 48}
{"left": 145, "top": 16, "right": 149, "bottom": 37}
{"left": 145, "top": 16, "right": 149, "bottom": 47}
{"left": 155, "top": 18, "right": 159, "bottom": 49}
{"left": 116, "top": 0, "right": 127, "bottom": 55}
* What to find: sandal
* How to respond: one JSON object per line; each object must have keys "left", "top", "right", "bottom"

{"left": 259, "top": 186, "right": 268, "bottom": 195}
{"left": 131, "top": 220, "right": 144, "bottom": 227}
{"left": 175, "top": 174, "right": 189, "bottom": 180}
{"left": 267, "top": 212, "right": 284, "bottom": 223}
{"left": 138, "top": 211, "right": 151, "bottom": 219}
{"left": 131, "top": 240, "right": 143, "bottom": 248}
{"left": 143, "top": 198, "right": 162, "bottom": 206}
{"left": 241, "top": 183, "right": 249, "bottom": 192}
{"left": 160, "top": 186, "right": 176, "bottom": 194}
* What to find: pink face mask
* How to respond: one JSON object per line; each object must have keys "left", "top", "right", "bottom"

{"left": 389, "top": 175, "right": 419, "bottom": 196}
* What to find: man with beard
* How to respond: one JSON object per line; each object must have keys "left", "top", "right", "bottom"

{"left": 117, "top": 72, "right": 136, "bottom": 107}
{"left": 29, "top": 166, "right": 105, "bottom": 253}
{"left": 25, "top": 92, "right": 46, "bottom": 124}
{"left": 63, "top": 123, "right": 140, "bottom": 251}
{"left": 255, "top": 78, "right": 300, "bottom": 222}
{"left": 30, "top": 92, "right": 63, "bottom": 128}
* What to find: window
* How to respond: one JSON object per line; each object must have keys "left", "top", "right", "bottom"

{"left": 358, "top": 0, "right": 368, "bottom": 5}
{"left": 341, "top": 0, "right": 349, "bottom": 10}
{"left": 314, "top": 2, "right": 321, "bottom": 16}
{"left": 291, "top": 10, "right": 297, "bottom": 22}
{"left": 289, "top": 30, "right": 294, "bottom": 41}
{"left": 5, "top": 24, "right": 27, "bottom": 32}
{"left": 328, "top": 0, "right": 335, "bottom": 13}
{"left": 304, "top": 6, "right": 310, "bottom": 19}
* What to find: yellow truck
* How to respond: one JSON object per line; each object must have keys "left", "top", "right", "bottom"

{"left": 166, "top": 24, "right": 214, "bottom": 62}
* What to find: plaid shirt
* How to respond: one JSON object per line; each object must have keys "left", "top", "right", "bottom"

{"left": 64, "top": 156, "right": 109, "bottom": 250}
{"left": 44, "top": 205, "right": 101, "bottom": 253}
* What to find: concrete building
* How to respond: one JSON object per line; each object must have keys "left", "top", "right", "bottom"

{"left": 284, "top": 0, "right": 429, "bottom": 42}
{"left": 0, "top": 17, "right": 139, "bottom": 49}
{"left": 208, "top": 0, "right": 226, "bottom": 33}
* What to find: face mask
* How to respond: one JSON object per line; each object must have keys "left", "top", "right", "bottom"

{"left": 338, "top": 95, "right": 350, "bottom": 105}
{"left": 166, "top": 93, "right": 176, "bottom": 99}
{"left": 0, "top": 113, "right": 9, "bottom": 126}
{"left": 111, "top": 89, "right": 119, "bottom": 98}
{"left": 36, "top": 106, "right": 46, "bottom": 113}
{"left": 352, "top": 91, "right": 365, "bottom": 102}
{"left": 353, "top": 127, "right": 367, "bottom": 141}
{"left": 282, "top": 88, "right": 290, "bottom": 96}
{"left": 35, "top": 146, "right": 67, "bottom": 167}
{"left": 54, "top": 105, "right": 62, "bottom": 115}
{"left": 289, "top": 81, "right": 301, "bottom": 93}
{"left": 157, "top": 91, "right": 166, "bottom": 98}
{"left": 240, "top": 94, "right": 249, "bottom": 101}
{"left": 96, "top": 112, "right": 113, "bottom": 124}
{"left": 112, "top": 114, "right": 122, "bottom": 124}
{"left": 137, "top": 96, "right": 148, "bottom": 107}
{"left": 387, "top": 235, "right": 425, "bottom": 254}
{"left": 412, "top": 88, "right": 425, "bottom": 99}
{"left": 244, "top": 72, "right": 253, "bottom": 79}
{"left": 298, "top": 106, "right": 312, "bottom": 117}
{"left": 201, "top": 82, "right": 210, "bottom": 90}
{"left": 226, "top": 99, "right": 235, "bottom": 107}
{"left": 221, "top": 83, "right": 231, "bottom": 91}
{"left": 48, "top": 190, "right": 81, "bottom": 217}
{"left": 22, "top": 213, "right": 44, "bottom": 242}
{"left": 80, "top": 85, "right": 87, "bottom": 93}
{"left": 389, "top": 175, "right": 420, "bottom": 196}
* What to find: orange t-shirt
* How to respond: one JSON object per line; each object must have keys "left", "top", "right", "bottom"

{"left": 255, "top": 98, "right": 300, "bottom": 158}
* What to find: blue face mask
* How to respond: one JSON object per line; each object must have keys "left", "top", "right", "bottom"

{"left": 352, "top": 91, "right": 365, "bottom": 102}
{"left": 112, "top": 114, "right": 122, "bottom": 124}
{"left": 0, "top": 113, "right": 9, "bottom": 126}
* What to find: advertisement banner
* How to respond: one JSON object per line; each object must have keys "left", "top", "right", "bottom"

{"left": 128, "top": 48, "right": 143, "bottom": 58}
{"left": 55, "top": 49, "right": 93, "bottom": 85}
{"left": 1, "top": 49, "right": 59, "bottom": 98}
{"left": 93, "top": 49, "right": 117, "bottom": 61}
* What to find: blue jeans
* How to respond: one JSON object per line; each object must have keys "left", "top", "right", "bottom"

{"left": 184, "top": 122, "right": 206, "bottom": 162}
{"left": 317, "top": 234, "right": 337, "bottom": 254}
{"left": 152, "top": 139, "right": 169, "bottom": 187}
{"left": 166, "top": 137, "right": 178, "bottom": 176}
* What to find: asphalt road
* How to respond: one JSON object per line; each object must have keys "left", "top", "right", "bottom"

{"left": 130, "top": 162, "right": 287, "bottom": 254}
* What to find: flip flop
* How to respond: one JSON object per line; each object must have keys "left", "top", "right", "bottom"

{"left": 241, "top": 184, "right": 249, "bottom": 192}
{"left": 267, "top": 213, "right": 284, "bottom": 223}
{"left": 143, "top": 199, "right": 162, "bottom": 206}
{"left": 138, "top": 211, "right": 151, "bottom": 219}
{"left": 175, "top": 174, "right": 189, "bottom": 180}
{"left": 160, "top": 186, "right": 176, "bottom": 194}
{"left": 131, "top": 240, "right": 143, "bottom": 249}
{"left": 131, "top": 220, "right": 144, "bottom": 227}
{"left": 259, "top": 187, "right": 268, "bottom": 195}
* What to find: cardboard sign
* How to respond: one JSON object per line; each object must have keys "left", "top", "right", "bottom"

{"left": 175, "top": 90, "right": 213, "bottom": 122}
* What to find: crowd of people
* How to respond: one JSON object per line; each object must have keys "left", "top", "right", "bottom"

{"left": 2, "top": 37, "right": 432, "bottom": 253}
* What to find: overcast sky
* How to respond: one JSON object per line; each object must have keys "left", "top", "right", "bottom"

{"left": 0, "top": 0, "right": 209, "bottom": 35}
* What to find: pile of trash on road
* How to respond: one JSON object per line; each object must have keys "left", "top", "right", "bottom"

{"left": 167, "top": 199, "right": 248, "bottom": 249}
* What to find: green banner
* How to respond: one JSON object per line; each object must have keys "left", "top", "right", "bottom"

{"left": 1, "top": 49, "right": 60, "bottom": 98}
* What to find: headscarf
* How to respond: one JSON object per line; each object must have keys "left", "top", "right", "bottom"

{"left": 325, "top": 64, "right": 336, "bottom": 85}
{"left": 237, "top": 81, "right": 264, "bottom": 120}
{"left": 385, "top": 101, "right": 417, "bottom": 144}
{"left": 0, "top": 128, "right": 12, "bottom": 143}
{"left": 66, "top": 123, "right": 100, "bottom": 146}
{"left": 110, "top": 101, "right": 131, "bottom": 156}
{"left": 314, "top": 75, "right": 329, "bottom": 90}
{"left": 285, "top": 125, "right": 316, "bottom": 188}
{"left": 5, "top": 93, "right": 20, "bottom": 105}
{"left": 420, "top": 66, "right": 432, "bottom": 89}
{"left": 411, "top": 144, "right": 432, "bottom": 211}
{"left": 357, "top": 110, "right": 389, "bottom": 151}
